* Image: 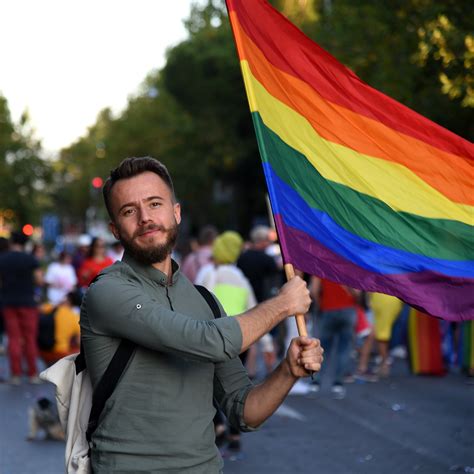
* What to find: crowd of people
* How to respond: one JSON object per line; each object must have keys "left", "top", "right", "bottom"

{"left": 181, "top": 224, "right": 473, "bottom": 403}
{"left": 0, "top": 223, "right": 471, "bottom": 391}
{"left": 0, "top": 232, "right": 124, "bottom": 384}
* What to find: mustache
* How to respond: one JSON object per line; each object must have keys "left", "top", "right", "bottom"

{"left": 135, "top": 224, "right": 168, "bottom": 238}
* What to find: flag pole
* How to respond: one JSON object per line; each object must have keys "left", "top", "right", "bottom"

{"left": 283, "top": 263, "right": 308, "bottom": 337}
{"left": 265, "top": 196, "right": 309, "bottom": 337}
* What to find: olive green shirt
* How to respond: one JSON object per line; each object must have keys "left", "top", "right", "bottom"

{"left": 80, "top": 253, "right": 255, "bottom": 473}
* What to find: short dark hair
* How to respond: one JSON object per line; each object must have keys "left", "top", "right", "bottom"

{"left": 103, "top": 157, "right": 175, "bottom": 220}
{"left": 10, "top": 231, "right": 28, "bottom": 246}
{"left": 198, "top": 225, "right": 218, "bottom": 246}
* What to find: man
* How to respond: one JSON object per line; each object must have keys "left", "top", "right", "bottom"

{"left": 181, "top": 224, "right": 218, "bottom": 283}
{"left": 237, "top": 225, "right": 280, "bottom": 303}
{"left": 0, "top": 232, "right": 43, "bottom": 384}
{"left": 237, "top": 225, "right": 283, "bottom": 374}
{"left": 81, "top": 156, "right": 323, "bottom": 473}
{"left": 308, "top": 277, "right": 358, "bottom": 399}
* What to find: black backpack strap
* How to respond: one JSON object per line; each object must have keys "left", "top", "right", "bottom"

{"left": 86, "top": 339, "right": 136, "bottom": 443}
{"left": 74, "top": 341, "right": 87, "bottom": 374}
{"left": 194, "top": 285, "right": 222, "bottom": 319}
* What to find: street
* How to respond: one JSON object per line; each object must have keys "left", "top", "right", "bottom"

{"left": 0, "top": 356, "right": 472, "bottom": 474}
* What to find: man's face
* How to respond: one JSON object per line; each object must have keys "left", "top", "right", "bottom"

{"left": 109, "top": 171, "right": 181, "bottom": 265}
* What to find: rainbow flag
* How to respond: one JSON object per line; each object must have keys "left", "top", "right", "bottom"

{"left": 226, "top": 0, "right": 474, "bottom": 321}
{"left": 408, "top": 309, "right": 445, "bottom": 375}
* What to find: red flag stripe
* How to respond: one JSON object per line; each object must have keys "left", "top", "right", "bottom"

{"left": 226, "top": 0, "right": 473, "bottom": 160}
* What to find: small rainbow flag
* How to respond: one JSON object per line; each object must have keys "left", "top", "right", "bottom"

{"left": 226, "top": 0, "right": 474, "bottom": 321}
{"left": 408, "top": 309, "right": 445, "bottom": 375}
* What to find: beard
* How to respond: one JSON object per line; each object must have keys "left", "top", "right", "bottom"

{"left": 118, "top": 222, "right": 179, "bottom": 265}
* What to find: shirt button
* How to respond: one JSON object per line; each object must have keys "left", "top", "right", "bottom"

{"left": 136, "top": 304, "right": 142, "bottom": 310}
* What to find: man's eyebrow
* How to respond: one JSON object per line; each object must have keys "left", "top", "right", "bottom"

{"left": 145, "top": 196, "right": 164, "bottom": 202}
{"left": 118, "top": 196, "right": 164, "bottom": 214}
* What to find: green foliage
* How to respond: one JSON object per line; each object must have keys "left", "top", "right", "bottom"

{"left": 0, "top": 96, "right": 52, "bottom": 228}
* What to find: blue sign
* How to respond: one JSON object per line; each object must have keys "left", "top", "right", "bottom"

{"left": 42, "top": 214, "right": 60, "bottom": 243}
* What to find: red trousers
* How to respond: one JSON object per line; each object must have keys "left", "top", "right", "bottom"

{"left": 3, "top": 307, "right": 39, "bottom": 377}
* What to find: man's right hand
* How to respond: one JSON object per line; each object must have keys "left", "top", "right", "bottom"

{"left": 236, "top": 275, "right": 311, "bottom": 353}
{"left": 278, "top": 276, "right": 311, "bottom": 317}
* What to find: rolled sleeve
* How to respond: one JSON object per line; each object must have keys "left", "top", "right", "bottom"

{"left": 213, "top": 357, "right": 259, "bottom": 433}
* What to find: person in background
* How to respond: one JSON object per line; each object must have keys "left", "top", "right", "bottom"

{"left": 369, "top": 292, "right": 403, "bottom": 377}
{"left": 309, "top": 277, "right": 358, "bottom": 399}
{"left": 38, "top": 290, "right": 81, "bottom": 366}
{"left": 181, "top": 225, "right": 218, "bottom": 283}
{"left": 77, "top": 237, "right": 114, "bottom": 290}
{"left": 237, "top": 225, "right": 280, "bottom": 303}
{"left": 44, "top": 252, "right": 77, "bottom": 306}
{"left": 0, "top": 232, "right": 43, "bottom": 384}
{"left": 350, "top": 294, "right": 377, "bottom": 382}
{"left": 31, "top": 242, "right": 47, "bottom": 269}
{"left": 237, "top": 225, "right": 280, "bottom": 377}
{"left": 72, "top": 234, "right": 91, "bottom": 275}
{"left": 107, "top": 240, "right": 124, "bottom": 262}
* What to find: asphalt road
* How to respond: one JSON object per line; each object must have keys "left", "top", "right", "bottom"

{"left": 0, "top": 355, "right": 473, "bottom": 474}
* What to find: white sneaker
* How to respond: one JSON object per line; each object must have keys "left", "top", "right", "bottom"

{"left": 331, "top": 384, "right": 346, "bottom": 400}
{"left": 390, "top": 346, "right": 407, "bottom": 359}
{"left": 28, "top": 376, "right": 42, "bottom": 385}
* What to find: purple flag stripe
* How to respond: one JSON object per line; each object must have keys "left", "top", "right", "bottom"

{"left": 274, "top": 214, "right": 474, "bottom": 321}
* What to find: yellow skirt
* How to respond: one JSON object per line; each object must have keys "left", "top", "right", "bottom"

{"left": 369, "top": 293, "right": 403, "bottom": 341}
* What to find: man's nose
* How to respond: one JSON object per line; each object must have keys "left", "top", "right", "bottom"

{"left": 138, "top": 205, "right": 152, "bottom": 223}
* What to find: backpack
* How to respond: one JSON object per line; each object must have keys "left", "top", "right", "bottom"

{"left": 39, "top": 284, "right": 220, "bottom": 474}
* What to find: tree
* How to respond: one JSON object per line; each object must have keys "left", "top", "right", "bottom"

{"left": 0, "top": 95, "right": 52, "bottom": 229}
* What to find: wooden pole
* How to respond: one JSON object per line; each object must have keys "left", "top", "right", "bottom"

{"left": 284, "top": 263, "right": 308, "bottom": 337}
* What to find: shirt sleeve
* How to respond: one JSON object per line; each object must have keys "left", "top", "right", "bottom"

{"left": 213, "top": 356, "right": 259, "bottom": 433}
{"left": 84, "top": 275, "right": 243, "bottom": 364}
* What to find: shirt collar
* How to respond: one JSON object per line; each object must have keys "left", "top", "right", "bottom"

{"left": 122, "top": 252, "right": 180, "bottom": 286}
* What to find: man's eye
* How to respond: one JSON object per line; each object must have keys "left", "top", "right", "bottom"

{"left": 150, "top": 202, "right": 160, "bottom": 208}
{"left": 123, "top": 209, "right": 135, "bottom": 216}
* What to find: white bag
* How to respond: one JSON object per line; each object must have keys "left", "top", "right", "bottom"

{"left": 40, "top": 354, "right": 92, "bottom": 474}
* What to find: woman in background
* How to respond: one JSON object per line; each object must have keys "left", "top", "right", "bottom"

{"left": 77, "top": 237, "right": 113, "bottom": 290}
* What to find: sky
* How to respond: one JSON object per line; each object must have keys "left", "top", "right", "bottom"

{"left": 0, "top": 1, "right": 199, "bottom": 153}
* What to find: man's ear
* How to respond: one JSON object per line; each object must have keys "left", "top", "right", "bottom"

{"left": 174, "top": 202, "right": 181, "bottom": 225}
{"left": 109, "top": 221, "right": 120, "bottom": 240}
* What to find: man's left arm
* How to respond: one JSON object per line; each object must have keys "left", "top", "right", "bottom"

{"left": 243, "top": 337, "right": 323, "bottom": 428}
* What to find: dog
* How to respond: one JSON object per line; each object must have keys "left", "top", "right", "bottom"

{"left": 27, "top": 397, "right": 65, "bottom": 441}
